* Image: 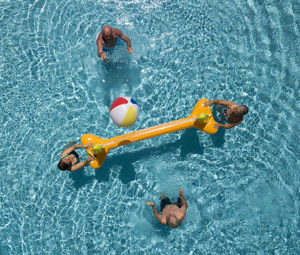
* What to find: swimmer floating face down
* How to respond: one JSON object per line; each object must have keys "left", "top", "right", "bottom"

{"left": 146, "top": 188, "right": 188, "bottom": 229}
{"left": 166, "top": 213, "right": 180, "bottom": 228}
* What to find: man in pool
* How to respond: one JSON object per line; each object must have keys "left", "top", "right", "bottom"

{"left": 146, "top": 188, "right": 188, "bottom": 228}
{"left": 203, "top": 99, "right": 248, "bottom": 129}
{"left": 58, "top": 143, "right": 94, "bottom": 172}
{"left": 96, "top": 25, "right": 133, "bottom": 62}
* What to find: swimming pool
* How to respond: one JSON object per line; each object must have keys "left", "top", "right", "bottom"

{"left": 0, "top": 0, "right": 299, "bottom": 254}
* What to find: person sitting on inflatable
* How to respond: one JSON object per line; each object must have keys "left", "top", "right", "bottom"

{"left": 203, "top": 99, "right": 248, "bottom": 129}
{"left": 58, "top": 143, "right": 94, "bottom": 172}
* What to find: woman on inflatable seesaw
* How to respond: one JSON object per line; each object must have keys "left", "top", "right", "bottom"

{"left": 58, "top": 143, "right": 94, "bottom": 172}
{"left": 204, "top": 99, "right": 248, "bottom": 129}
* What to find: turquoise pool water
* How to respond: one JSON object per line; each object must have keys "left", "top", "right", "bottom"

{"left": 1, "top": 0, "right": 299, "bottom": 254}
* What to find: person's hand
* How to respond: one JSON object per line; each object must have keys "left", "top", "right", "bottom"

{"left": 146, "top": 200, "right": 154, "bottom": 206}
{"left": 127, "top": 47, "right": 133, "bottom": 54}
{"left": 203, "top": 101, "right": 212, "bottom": 107}
{"left": 100, "top": 52, "right": 107, "bottom": 61}
{"left": 84, "top": 142, "right": 94, "bottom": 149}
{"left": 88, "top": 155, "right": 95, "bottom": 162}
{"left": 213, "top": 123, "right": 219, "bottom": 129}
{"left": 179, "top": 188, "right": 183, "bottom": 197}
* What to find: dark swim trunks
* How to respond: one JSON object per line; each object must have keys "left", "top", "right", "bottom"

{"left": 160, "top": 196, "right": 182, "bottom": 212}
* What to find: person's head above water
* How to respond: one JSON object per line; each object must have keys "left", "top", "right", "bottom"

{"left": 166, "top": 213, "right": 180, "bottom": 228}
{"left": 237, "top": 105, "right": 249, "bottom": 116}
{"left": 102, "top": 25, "right": 113, "bottom": 40}
{"left": 230, "top": 104, "right": 249, "bottom": 117}
{"left": 58, "top": 159, "right": 71, "bottom": 171}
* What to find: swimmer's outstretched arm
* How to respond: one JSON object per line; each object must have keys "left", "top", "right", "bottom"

{"left": 214, "top": 121, "right": 242, "bottom": 129}
{"left": 96, "top": 33, "right": 103, "bottom": 55}
{"left": 204, "top": 99, "right": 236, "bottom": 108}
{"left": 177, "top": 188, "right": 188, "bottom": 221}
{"left": 70, "top": 155, "right": 94, "bottom": 171}
{"left": 60, "top": 143, "right": 94, "bottom": 159}
{"left": 116, "top": 29, "right": 133, "bottom": 54}
{"left": 60, "top": 144, "right": 84, "bottom": 159}
{"left": 179, "top": 188, "right": 188, "bottom": 209}
{"left": 146, "top": 201, "right": 166, "bottom": 225}
{"left": 96, "top": 33, "right": 107, "bottom": 61}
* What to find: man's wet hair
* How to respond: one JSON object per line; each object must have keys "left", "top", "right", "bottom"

{"left": 58, "top": 160, "right": 71, "bottom": 171}
{"left": 240, "top": 105, "right": 249, "bottom": 115}
{"left": 166, "top": 214, "right": 180, "bottom": 228}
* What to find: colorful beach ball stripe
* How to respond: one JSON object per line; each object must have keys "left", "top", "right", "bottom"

{"left": 109, "top": 97, "right": 139, "bottom": 127}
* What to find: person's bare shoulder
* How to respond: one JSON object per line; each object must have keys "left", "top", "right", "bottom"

{"left": 113, "top": 28, "right": 123, "bottom": 36}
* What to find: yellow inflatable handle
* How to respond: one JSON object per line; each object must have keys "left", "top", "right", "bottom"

{"left": 81, "top": 99, "right": 218, "bottom": 169}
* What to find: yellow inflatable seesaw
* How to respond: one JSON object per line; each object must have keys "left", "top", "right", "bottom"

{"left": 81, "top": 98, "right": 218, "bottom": 169}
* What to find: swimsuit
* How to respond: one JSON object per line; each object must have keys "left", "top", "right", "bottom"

{"left": 223, "top": 107, "right": 230, "bottom": 123}
{"left": 60, "top": 151, "right": 80, "bottom": 166}
{"left": 160, "top": 196, "right": 182, "bottom": 212}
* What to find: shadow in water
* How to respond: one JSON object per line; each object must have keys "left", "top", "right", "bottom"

{"left": 70, "top": 128, "right": 204, "bottom": 189}
{"left": 179, "top": 128, "right": 204, "bottom": 159}
{"left": 69, "top": 170, "right": 93, "bottom": 188}
{"left": 210, "top": 128, "right": 226, "bottom": 147}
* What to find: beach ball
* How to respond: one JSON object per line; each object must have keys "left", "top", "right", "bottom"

{"left": 109, "top": 97, "right": 139, "bottom": 127}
